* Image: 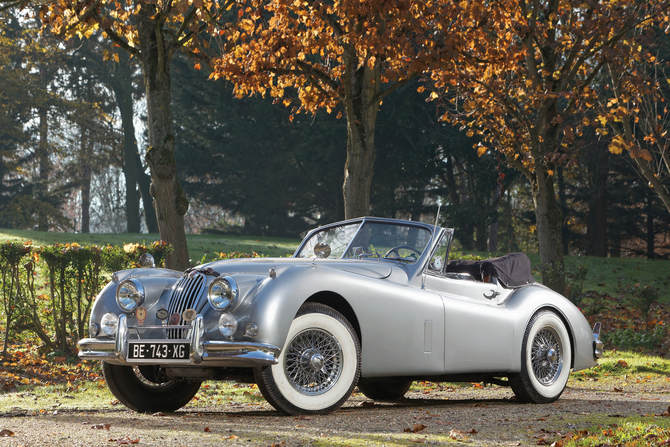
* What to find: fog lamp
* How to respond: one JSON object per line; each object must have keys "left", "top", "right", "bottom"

{"left": 218, "top": 313, "right": 238, "bottom": 337}
{"left": 101, "top": 313, "right": 119, "bottom": 336}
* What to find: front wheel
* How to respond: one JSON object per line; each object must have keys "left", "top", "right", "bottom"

{"left": 102, "top": 362, "right": 201, "bottom": 413}
{"left": 254, "top": 303, "right": 361, "bottom": 415}
{"left": 510, "top": 310, "right": 572, "bottom": 404}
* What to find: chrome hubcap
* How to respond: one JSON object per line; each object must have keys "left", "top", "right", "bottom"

{"left": 285, "top": 328, "right": 343, "bottom": 396}
{"left": 531, "top": 327, "right": 562, "bottom": 386}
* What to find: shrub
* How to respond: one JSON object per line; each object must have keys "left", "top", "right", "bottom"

{"left": 602, "top": 325, "right": 666, "bottom": 351}
{"left": 0, "top": 239, "right": 172, "bottom": 356}
{"left": 618, "top": 282, "right": 660, "bottom": 320}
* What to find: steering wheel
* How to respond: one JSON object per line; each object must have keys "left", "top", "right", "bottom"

{"left": 384, "top": 245, "right": 421, "bottom": 260}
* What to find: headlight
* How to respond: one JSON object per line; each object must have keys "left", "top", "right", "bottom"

{"left": 89, "top": 322, "right": 100, "bottom": 338}
{"left": 116, "top": 279, "right": 145, "bottom": 312}
{"left": 101, "top": 313, "right": 118, "bottom": 336}
{"left": 218, "top": 313, "right": 238, "bottom": 337}
{"left": 207, "top": 277, "right": 239, "bottom": 311}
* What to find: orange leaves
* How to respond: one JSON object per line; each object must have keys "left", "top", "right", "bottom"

{"left": 404, "top": 423, "right": 427, "bottom": 433}
{"left": 109, "top": 437, "right": 140, "bottom": 444}
{"left": 212, "top": 0, "right": 450, "bottom": 116}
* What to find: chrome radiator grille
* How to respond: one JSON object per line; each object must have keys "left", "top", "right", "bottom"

{"left": 167, "top": 273, "right": 206, "bottom": 339}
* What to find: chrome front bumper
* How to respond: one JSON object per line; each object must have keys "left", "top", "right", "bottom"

{"left": 78, "top": 314, "right": 280, "bottom": 367}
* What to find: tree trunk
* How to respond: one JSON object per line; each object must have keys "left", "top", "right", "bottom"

{"left": 342, "top": 58, "right": 380, "bottom": 219}
{"left": 137, "top": 9, "right": 189, "bottom": 270}
{"left": 609, "top": 225, "right": 622, "bottom": 257}
{"left": 114, "top": 53, "right": 141, "bottom": 233}
{"left": 108, "top": 53, "right": 157, "bottom": 233}
{"left": 475, "top": 220, "right": 488, "bottom": 252}
{"left": 530, "top": 167, "right": 565, "bottom": 292}
{"left": 37, "top": 75, "right": 50, "bottom": 231}
{"left": 556, "top": 168, "right": 569, "bottom": 255}
{"left": 135, "top": 151, "right": 159, "bottom": 233}
{"left": 488, "top": 184, "right": 500, "bottom": 252}
{"left": 586, "top": 147, "right": 608, "bottom": 257}
{"left": 646, "top": 189, "right": 655, "bottom": 259}
{"left": 81, "top": 148, "right": 92, "bottom": 234}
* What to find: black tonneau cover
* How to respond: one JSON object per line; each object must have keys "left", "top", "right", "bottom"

{"left": 447, "top": 252, "right": 534, "bottom": 288}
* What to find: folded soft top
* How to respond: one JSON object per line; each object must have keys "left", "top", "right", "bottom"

{"left": 447, "top": 252, "right": 535, "bottom": 288}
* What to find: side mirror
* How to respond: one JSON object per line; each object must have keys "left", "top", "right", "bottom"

{"left": 314, "top": 242, "right": 331, "bottom": 259}
{"left": 138, "top": 253, "right": 156, "bottom": 268}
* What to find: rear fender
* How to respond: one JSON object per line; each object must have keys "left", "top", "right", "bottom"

{"left": 504, "top": 285, "right": 597, "bottom": 372}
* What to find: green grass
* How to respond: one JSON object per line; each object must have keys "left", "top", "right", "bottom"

{"left": 570, "top": 350, "right": 670, "bottom": 382}
{"left": 2, "top": 229, "right": 669, "bottom": 301}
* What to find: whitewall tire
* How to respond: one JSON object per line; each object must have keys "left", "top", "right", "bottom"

{"left": 510, "top": 310, "right": 572, "bottom": 404}
{"left": 254, "top": 303, "right": 361, "bottom": 415}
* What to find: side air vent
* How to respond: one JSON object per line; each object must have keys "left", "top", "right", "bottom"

{"left": 166, "top": 273, "right": 206, "bottom": 338}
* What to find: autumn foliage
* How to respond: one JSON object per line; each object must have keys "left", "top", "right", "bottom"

{"left": 429, "top": 0, "right": 670, "bottom": 291}
{"left": 211, "top": 0, "right": 461, "bottom": 218}
{"left": 212, "top": 0, "right": 449, "bottom": 113}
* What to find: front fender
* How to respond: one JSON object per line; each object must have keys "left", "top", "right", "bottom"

{"left": 245, "top": 264, "right": 324, "bottom": 350}
{"left": 504, "top": 285, "right": 597, "bottom": 372}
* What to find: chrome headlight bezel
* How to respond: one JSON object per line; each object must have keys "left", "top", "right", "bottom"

{"left": 207, "top": 277, "right": 239, "bottom": 311}
{"left": 116, "top": 278, "right": 145, "bottom": 312}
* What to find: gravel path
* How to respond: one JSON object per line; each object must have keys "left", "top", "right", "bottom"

{"left": 1, "top": 381, "right": 669, "bottom": 446}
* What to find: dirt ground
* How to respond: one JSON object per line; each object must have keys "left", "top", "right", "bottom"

{"left": 1, "top": 380, "right": 669, "bottom": 447}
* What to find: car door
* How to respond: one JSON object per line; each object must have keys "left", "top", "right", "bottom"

{"left": 423, "top": 236, "right": 513, "bottom": 374}
{"left": 426, "top": 277, "right": 513, "bottom": 373}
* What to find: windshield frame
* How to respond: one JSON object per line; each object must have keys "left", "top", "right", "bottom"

{"left": 293, "top": 217, "right": 437, "bottom": 263}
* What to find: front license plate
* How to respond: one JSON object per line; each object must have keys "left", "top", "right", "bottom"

{"left": 128, "top": 342, "right": 190, "bottom": 360}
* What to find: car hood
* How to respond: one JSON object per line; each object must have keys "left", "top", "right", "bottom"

{"left": 202, "top": 257, "right": 393, "bottom": 280}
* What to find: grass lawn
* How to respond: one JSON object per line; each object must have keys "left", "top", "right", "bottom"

{"left": 1, "top": 228, "right": 669, "bottom": 302}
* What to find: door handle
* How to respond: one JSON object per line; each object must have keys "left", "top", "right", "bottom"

{"left": 484, "top": 290, "right": 500, "bottom": 300}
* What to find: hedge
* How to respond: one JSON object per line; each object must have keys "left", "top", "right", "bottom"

{"left": 0, "top": 240, "right": 172, "bottom": 356}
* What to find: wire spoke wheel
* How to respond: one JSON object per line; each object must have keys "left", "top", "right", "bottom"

{"left": 284, "top": 328, "right": 343, "bottom": 395}
{"left": 510, "top": 311, "right": 571, "bottom": 404}
{"left": 530, "top": 327, "right": 563, "bottom": 386}
{"left": 254, "top": 303, "right": 361, "bottom": 415}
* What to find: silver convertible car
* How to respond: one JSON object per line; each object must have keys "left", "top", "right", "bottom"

{"left": 79, "top": 217, "right": 603, "bottom": 414}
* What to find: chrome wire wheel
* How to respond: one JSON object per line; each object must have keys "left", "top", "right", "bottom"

{"left": 531, "top": 327, "right": 563, "bottom": 386}
{"left": 254, "top": 303, "right": 361, "bottom": 415}
{"left": 284, "top": 328, "right": 343, "bottom": 395}
{"left": 510, "top": 310, "right": 572, "bottom": 404}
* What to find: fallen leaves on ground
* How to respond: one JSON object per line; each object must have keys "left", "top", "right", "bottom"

{"left": 91, "top": 423, "right": 111, "bottom": 430}
{"left": 404, "top": 423, "right": 426, "bottom": 433}
{"left": 449, "top": 429, "right": 468, "bottom": 440}
{"left": 108, "top": 436, "right": 140, "bottom": 444}
{"left": 0, "top": 344, "right": 102, "bottom": 391}
{"left": 0, "top": 429, "right": 14, "bottom": 437}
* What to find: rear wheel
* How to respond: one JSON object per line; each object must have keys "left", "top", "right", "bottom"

{"left": 357, "top": 378, "right": 412, "bottom": 401}
{"left": 254, "top": 303, "right": 361, "bottom": 415}
{"left": 102, "top": 362, "right": 201, "bottom": 413}
{"left": 510, "top": 310, "right": 571, "bottom": 404}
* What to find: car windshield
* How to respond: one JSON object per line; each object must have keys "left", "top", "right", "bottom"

{"left": 295, "top": 221, "right": 433, "bottom": 263}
